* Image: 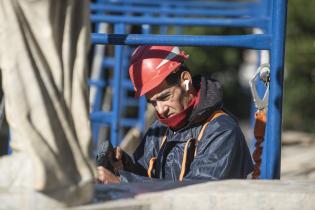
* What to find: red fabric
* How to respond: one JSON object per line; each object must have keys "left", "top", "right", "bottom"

{"left": 157, "top": 90, "right": 200, "bottom": 130}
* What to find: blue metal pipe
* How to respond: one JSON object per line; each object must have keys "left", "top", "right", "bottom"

{"left": 91, "top": 111, "right": 142, "bottom": 128}
{"left": 90, "top": 15, "right": 269, "bottom": 30}
{"left": 258, "top": 0, "right": 272, "bottom": 177}
{"left": 89, "top": 79, "right": 134, "bottom": 90}
{"left": 90, "top": 4, "right": 256, "bottom": 17}
{"left": 111, "top": 23, "right": 125, "bottom": 147}
{"left": 103, "top": 0, "right": 259, "bottom": 9}
{"left": 90, "top": 112, "right": 112, "bottom": 124}
{"left": 92, "top": 33, "right": 271, "bottom": 50}
{"left": 88, "top": 79, "right": 107, "bottom": 88}
{"left": 261, "top": 0, "right": 288, "bottom": 179}
{"left": 102, "top": 58, "right": 115, "bottom": 68}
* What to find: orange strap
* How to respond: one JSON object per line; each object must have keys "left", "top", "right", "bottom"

{"left": 148, "top": 110, "right": 226, "bottom": 180}
{"left": 197, "top": 110, "right": 227, "bottom": 141}
{"left": 252, "top": 110, "right": 267, "bottom": 179}
{"left": 147, "top": 131, "right": 167, "bottom": 178}
{"left": 194, "top": 110, "right": 227, "bottom": 157}
{"left": 179, "top": 138, "right": 194, "bottom": 181}
{"left": 160, "top": 133, "right": 167, "bottom": 149}
{"left": 147, "top": 157, "right": 157, "bottom": 178}
{"left": 179, "top": 110, "right": 227, "bottom": 181}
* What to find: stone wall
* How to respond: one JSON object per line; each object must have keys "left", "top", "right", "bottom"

{"left": 65, "top": 180, "right": 315, "bottom": 210}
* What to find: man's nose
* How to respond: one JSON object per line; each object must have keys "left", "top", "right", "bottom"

{"left": 156, "top": 102, "right": 167, "bottom": 116}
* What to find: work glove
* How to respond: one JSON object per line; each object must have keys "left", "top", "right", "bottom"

{"left": 95, "top": 141, "right": 123, "bottom": 175}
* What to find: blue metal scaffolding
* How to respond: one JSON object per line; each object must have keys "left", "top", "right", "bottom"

{"left": 89, "top": 0, "right": 288, "bottom": 179}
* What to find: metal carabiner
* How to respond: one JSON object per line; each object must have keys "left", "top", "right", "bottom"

{"left": 249, "top": 64, "right": 270, "bottom": 111}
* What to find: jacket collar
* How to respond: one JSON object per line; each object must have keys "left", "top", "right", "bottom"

{"left": 188, "top": 76, "right": 223, "bottom": 127}
{"left": 163, "top": 76, "right": 223, "bottom": 138}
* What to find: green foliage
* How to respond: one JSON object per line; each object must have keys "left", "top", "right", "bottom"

{"left": 181, "top": 27, "right": 250, "bottom": 119}
{"left": 283, "top": 0, "right": 315, "bottom": 132}
{"left": 286, "top": 0, "right": 315, "bottom": 35}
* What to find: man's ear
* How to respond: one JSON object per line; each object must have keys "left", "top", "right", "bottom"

{"left": 180, "top": 71, "right": 192, "bottom": 91}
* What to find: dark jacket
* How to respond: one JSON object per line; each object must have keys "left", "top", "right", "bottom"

{"left": 119, "top": 77, "right": 253, "bottom": 182}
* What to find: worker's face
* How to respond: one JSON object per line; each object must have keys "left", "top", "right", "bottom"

{"left": 145, "top": 80, "right": 189, "bottom": 119}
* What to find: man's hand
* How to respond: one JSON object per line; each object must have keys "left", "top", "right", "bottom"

{"left": 96, "top": 142, "right": 124, "bottom": 175}
{"left": 97, "top": 166, "right": 120, "bottom": 184}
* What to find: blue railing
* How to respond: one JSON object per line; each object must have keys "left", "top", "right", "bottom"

{"left": 89, "top": 0, "right": 287, "bottom": 179}
{"left": 90, "top": 4, "right": 257, "bottom": 17}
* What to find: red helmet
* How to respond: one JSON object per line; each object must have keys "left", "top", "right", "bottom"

{"left": 129, "top": 46, "right": 189, "bottom": 97}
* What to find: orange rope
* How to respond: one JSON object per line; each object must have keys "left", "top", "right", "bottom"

{"left": 252, "top": 110, "right": 267, "bottom": 179}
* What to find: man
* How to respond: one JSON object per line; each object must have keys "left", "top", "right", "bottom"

{"left": 97, "top": 46, "right": 253, "bottom": 183}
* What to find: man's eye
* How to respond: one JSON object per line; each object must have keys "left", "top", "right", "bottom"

{"left": 160, "top": 94, "right": 170, "bottom": 101}
{"left": 148, "top": 100, "right": 156, "bottom": 107}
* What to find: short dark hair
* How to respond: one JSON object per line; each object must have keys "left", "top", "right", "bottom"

{"left": 165, "top": 64, "right": 190, "bottom": 86}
